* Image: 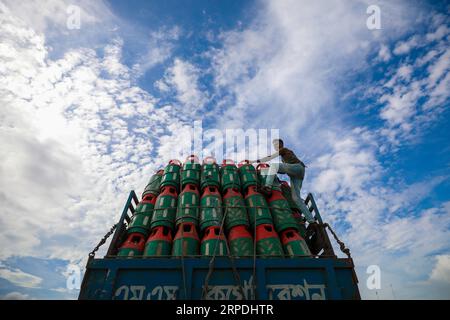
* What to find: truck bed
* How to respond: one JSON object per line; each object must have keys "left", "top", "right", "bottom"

{"left": 78, "top": 190, "right": 360, "bottom": 300}
{"left": 79, "top": 256, "right": 360, "bottom": 300}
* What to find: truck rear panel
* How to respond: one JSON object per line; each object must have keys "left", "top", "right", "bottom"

{"left": 79, "top": 256, "right": 360, "bottom": 300}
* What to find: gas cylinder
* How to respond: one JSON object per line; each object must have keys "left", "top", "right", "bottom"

{"left": 200, "top": 157, "right": 220, "bottom": 190}
{"left": 292, "top": 210, "right": 308, "bottom": 239}
{"left": 143, "top": 226, "right": 173, "bottom": 256}
{"left": 160, "top": 159, "right": 181, "bottom": 192}
{"left": 267, "top": 189, "right": 299, "bottom": 233}
{"left": 271, "top": 175, "right": 283, "bottom": 191}
{"left": 200, "top": 226, "right": 227, "bottom": 256}
{"left": 223, "top": 187, "right": 249, "bottom": 231}
{"left": 244, "top": 185, "right": 273, "bottom": 229}
{"left": 238, "top": 160, "right": 258, "bottom": 191}
{"left": 255, "top": 224, "right": 284, "bottom": 257}
{"left": 142, "top": 169, "right": 164, "bottom": 198}
{"left": 220, "top": 159, "right": 241, "bottom": 191}
{"left": 228, "top": 225, "right": 253, "bottom": 257}
{"left": 127, "top": 193, "right": 157, "bottom": 237}
{"left": 280, "top": 228, "right": 311, "bottom": 257}
{"left": 151, "top": 186, "right": 178, "bottom": 230}
{"left": 181, "top": 155, "right": 201, "bottom": 188}
{"left": 280, "top": 181, "right": 300, "bottom": 211}
{"left": 256, "top": 162, "right": 271, "bottom": 188}
{"left": 176, "top": 183, "right": 200, "bottom": 226}
{"left": 199, "top": 186, "right": 223, "bottom": 231}
{"left": 172, "top": 222, "right": 200, "bottom": 256}
{"left": 117, "top": 233, "right": 146, "bottom": 257}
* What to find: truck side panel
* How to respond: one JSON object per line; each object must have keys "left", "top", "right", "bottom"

{"left": 79, "top": 257, "right": 359, "bottom": 300}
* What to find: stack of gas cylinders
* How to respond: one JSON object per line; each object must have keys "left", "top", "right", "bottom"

{"left": 117, "top": 156, "right": 312, "bottom": 258}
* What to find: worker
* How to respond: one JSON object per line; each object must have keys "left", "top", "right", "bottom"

{"left": 251, "top": 139, "right": 315, "bottom": 223}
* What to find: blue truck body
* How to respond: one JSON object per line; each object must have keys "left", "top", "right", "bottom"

{"left": 78, "top": 191, "right": 360, "bottom": 300}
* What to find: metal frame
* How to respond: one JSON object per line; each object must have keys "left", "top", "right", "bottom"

{"left": 304, "top": 193, "right": 336, "bottom": 257}
{"left": 106, "top": 190, "right": 139, "bottom": 256}
{"left": 305, "top": 192, "right": 323, "bottom": 223}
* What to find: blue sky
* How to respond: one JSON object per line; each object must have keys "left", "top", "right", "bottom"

{"left": 0, "top": 0, "right": 449, "bottom": 300}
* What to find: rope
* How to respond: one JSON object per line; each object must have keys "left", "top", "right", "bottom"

{"left": 150, "top": 205, "right": 295, "bottom": 211}
{"left": 323, "top": 223, "right": 351, "bottom": 259}
{"left": 201, "top": 207, "right": 226, "bottom": 299}
{"left": 223, "top": 242, "right": 247, "bottom": 300}
{"left": 180, "top": 224, "right": 188, "bottom": 299}
{"left": 201, "top": 206, "right": 246, "bottom": 300}
{"left": 221, "top": 207, "right": 247, "bottom": 300}
{"left": 252, "top": 208, "right": 257, "bottom": 300}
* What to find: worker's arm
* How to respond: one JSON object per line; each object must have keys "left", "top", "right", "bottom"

{"left": 250, "top": 152, "right": 279, "bottom": 163}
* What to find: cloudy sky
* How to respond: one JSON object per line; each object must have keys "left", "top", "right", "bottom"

{"left": 0, "top": 0, "right": 449, "bottom": 300}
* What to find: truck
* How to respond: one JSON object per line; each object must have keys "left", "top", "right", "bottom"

{"left": 78, "top": 190, "right": 361, "bottom": 300}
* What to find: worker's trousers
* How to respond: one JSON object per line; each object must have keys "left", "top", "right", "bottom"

{"left": 263, "top": 163, "right": 315, "bottom": 222}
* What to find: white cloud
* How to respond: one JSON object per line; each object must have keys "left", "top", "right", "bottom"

{"left": 0, "top": 267, "right": 43, "bottom": 288}
{"left": 382, "top": 206, "right": 450, "bottom": 254}
{"left": 378, "top": 44, "right": 391, "bottom": 62}
{"left": 429, "top": 255, "right": 450, "bottom": 284}
{"left": 132, "top": 26, "right": 181, "bottom": 76}
{"left": 0, "top": 0, "right": 120, "bottom": 54}
{"left": 1, "top": 0, "right": 100, "bottom": 33}
{"left": 0, "top": 291, "right": 31, "bottom": 300}
{"left": 0, "top": 3, "right": 196, "bottom": 262}
{"left": 376, "top": 21, "right": 449, "bottom": 148}
{"left": 386, "top": 176, "right": 448, "bottom": 213}
{"left": 393, "top": 35, "right": 419, "bottom": 55}
{"left": 157, "top": 58, "right": 208, "bottom": 114}
{"left": 207, "top": 0, "right": 420, "bottom": 135}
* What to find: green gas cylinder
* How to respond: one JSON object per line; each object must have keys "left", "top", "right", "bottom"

{"left": 176, "top": 184, "right": 200, "bottom": 226}
{"left": 142, "top": 169, "right": 164, "bottom": 198}
{"left": 127, "top": 193, "right": 157, "bottom": 237}
{"left": 244, "top": 185, "right": 273, "bottom": 229}
{"left": 255, "top": 224, "right": 284, "bottom": 257}
{"left": 267, "top": 190, "right": 299, "bottom": 233}
{"left": 143, "top": 226, "right": 173, "bottom": 257}
{"left": 280, "top": 180, "right": 301, "bottom": 211}
{"left": 256, "top": 162, "right": 271, "bottom": 188}
{"left": 117, "top": 233, "right": 146, "bottom": 258}
{"left": 199, "top": 186, "right": 223, "bottom": 232}
{"left": 238, "top": 160, "right": 258, "bottom": 191}
{"left": 181, "top": 155, "right": 201, "bottom": 188}
{"left": 292, "top": 210, "right": 308, "bottom": 239}
{"left": 201, "top": 226, "right": 227, "bottom": 256}
{"left": 160, "top": 159, "right": 181, "bottom": 192}
{"left": 220, "top": 159, "right": 241, "bottom": 191}
{"left": 172, "top": 222, "right": 200, "bottom": 256}
{"left": 280, "top": 228, "right": 311, "bottom": 257}
{"left": 223, "top": 187, "right": 249, "bottom": 231}
{"left": 228, "top": 225, "right": 253, "bottom": 257}
{"left": 151, "top": 186, "right": 178, "bottom": 230}
{"left": 200, "top": 157, "right": 220, "bottom": 190}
